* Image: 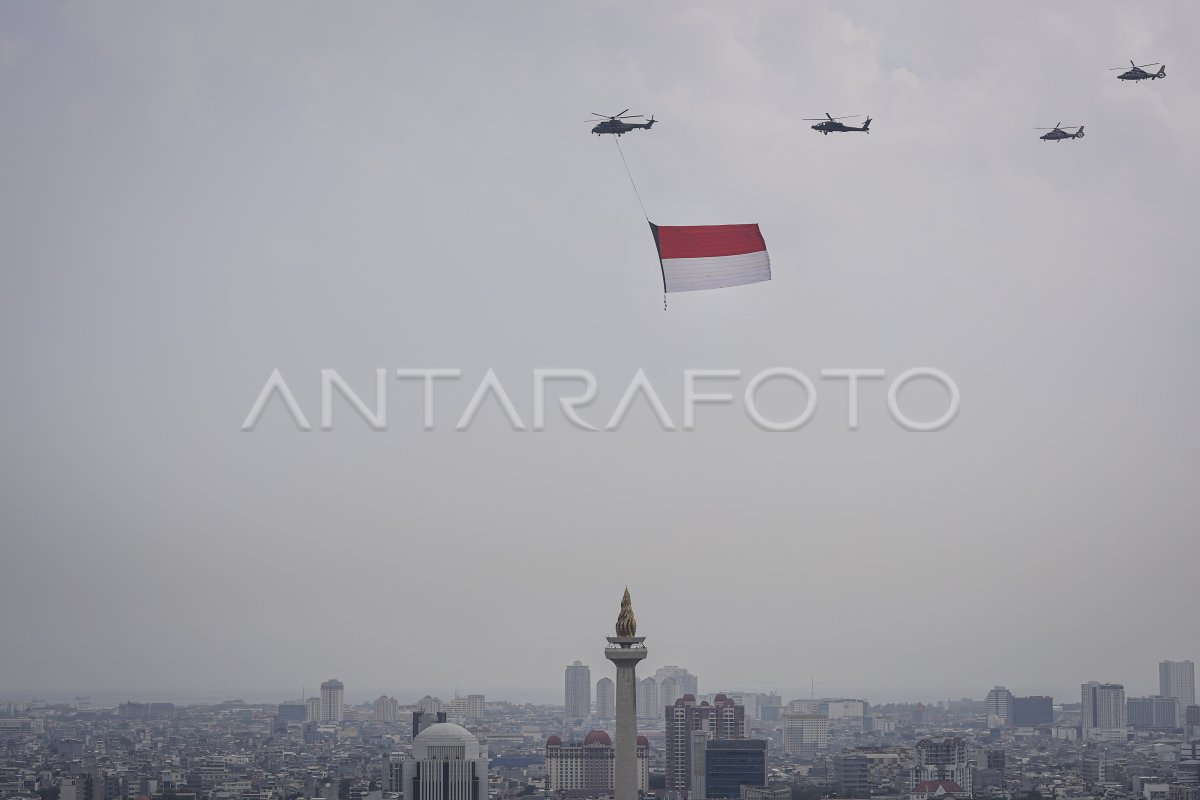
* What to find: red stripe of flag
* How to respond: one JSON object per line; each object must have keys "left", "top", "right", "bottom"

{"left": 653, "top": 223, "right": 766, "bottom": 259}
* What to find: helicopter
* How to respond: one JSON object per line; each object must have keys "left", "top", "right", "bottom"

{"left": 589, "top": 110, "right": 657, "bottom": 136}
{"left": 1036, "top": 123, "right": 1085, "bottom": 142}
{"left": 804, "top": 113, "right": 872, "bottom": 135}
{"left": 1111, "top": 61, "right": 1166, "bottom": 82}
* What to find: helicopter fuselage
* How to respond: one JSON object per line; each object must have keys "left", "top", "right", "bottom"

{"left": 1040, "top": 127, "right": 1084, "bottom": 141}
{"left": 592, "top": 120, "right": 655, "bottom": 136}
{"left": 1118, "top": 65, "right": 1165, "bottom": 81}
{"left": 810, "top": 118, "right": 871, "bottom": 135}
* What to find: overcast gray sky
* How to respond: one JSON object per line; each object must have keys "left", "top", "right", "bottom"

{"left": 1, "top": 1, "right": 1197, "bottom": 707}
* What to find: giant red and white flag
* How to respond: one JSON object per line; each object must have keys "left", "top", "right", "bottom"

{"left": 649, "top": 222, "right": 771, "bottom": 293}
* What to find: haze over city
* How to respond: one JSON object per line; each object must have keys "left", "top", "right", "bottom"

{"left": 2, "top": 2, "right": 1198, "bottom": 710}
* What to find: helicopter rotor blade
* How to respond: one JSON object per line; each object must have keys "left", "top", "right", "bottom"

{"left": 1134, "top": 63, "right": 1160, "bottom": 68}
{"left": 616, "top": 115, "right": 644, "bottom": 119}
{"left": 615, "top": 109, "right": 630, "bottom": 119}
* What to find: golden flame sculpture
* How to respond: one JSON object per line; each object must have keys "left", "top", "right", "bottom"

{"left": 616, "top": 587, "right": 637, "bottom": 637}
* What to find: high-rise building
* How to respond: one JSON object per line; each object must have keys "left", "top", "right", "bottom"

{"left": 1081, "top": 682, "right": 1127, "bottom": 742}
{"left": 638, "top": 677, "right": 659, "bottom": 720}
{"left": 984, "top": 687, "right": 1014, "bottom": 724}
{"left": 782, "top": 713, "right": 828, "bottom": 757}
{"left": 661, "top": 677, "right": 680, "bottom": 709}
{"left": 1160, "top": 661, "right": 1196, "bottom": 728}
{"left": 278, "top": 701, "right": 307, "bottom": 722}
{"left": 446, "top": 694, "right": 485, "bottom": 720}
{"left": 565, "top": 661, "right": 592, "bottom": 718}
{"left": 911, "top": 738, "right": 972, "bottom": 795}
{"left": 655, "top": 666, "right": 699, "bottom": 698}
{"left": 1127, "top": 696, "right": 1179, "bottom": 730}
{"left": 418, "top": 695, "right": 443, "bottom": 714}
{"left": 375, "top": 696, "right": 400, "bottom": 723}
{"left": 400, "top": 722, "right": 487, "bottom": 800}
{"left": 974, "top": 749, "right": 1006, "bottom": 794}
{"left": 833, "top": 753, "right": 871, "bottom": 797}
{"left": 824, "top": 699, "right": 868, "bottom": 726}
{"left": 665, "top": 694, "right": 746, "bottom": 796}
{"left": 785, "top": 699, "right": 820, "bottom": 715}
{"left": 384, "top": 753, "right": 405, "bottom": 793}
{"left": 305, "top": 696, "right": 320, "bottom": 722}
{"left": 1187, "top": 705, "right": 1200, "bottom": 738}
{"left": 319, "top": 679, "right": 344, "bottom": 723}
{"left": 1081, "top": 754, "right": 1111, "bottom": 785}
{"left": 544, "top": 731, "right": 649, "bottom": 795}
{"left": 412, "top": 710, "right": 448, "bottom": 739}
{"left": 1012, "top": 696, "right": 1053, "bottom": 726}
{"left": 596, "top": 678, "right": 615, "bottom": 720}
{"left": 702, "top": 739, "right": 767, "bottom": 799}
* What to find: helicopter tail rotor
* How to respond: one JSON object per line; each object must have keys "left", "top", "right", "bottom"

{"left": 1156, "top": 65, "right": 1166, "bottom": 78}
{"left": 1074, "top": 126, "right": 1085, "bottom": 139}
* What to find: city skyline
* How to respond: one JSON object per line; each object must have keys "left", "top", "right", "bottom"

{"left": 2, "top": 655, "right": 1193, "bottom": 709}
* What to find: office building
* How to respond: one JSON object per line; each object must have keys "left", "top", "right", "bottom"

{"left": 375, "top": 696, "right": 400, "bottom": 723}
{"left": 1161, "top": 661, "right": 1196, "bottom": 728}
{"left": 384, "top": 754, "right": 405, "bottom": 793}
{"left": 702, "top": 739, "right": 767, "bottom": 799}
{"left": 1081, "top": 682, "right": 1127, "bottom": 741}
{"left": 412, "top": 710, "right": 448, "bottom": 739}
{"left": 661, "top": 676, "right": 680, "bottom": 709}
{"left": 665, "top": 694, "right": 746, "bottom": 795}
{"left": 565, "top": 661, "right": 592, "bottom": 718}
{"left": 305, "top": 697, "right": 320, "bottom": 722}
{"left": 446, "top": 694, "right": 485, "bottom": 720}
{"left": 783, "top": 713, "right": 829, "bottom": 757}
{"left": 1082, "top": 755, "right": 1112, "bottom": 785}
{"left": 638, "top": 677, "right": 659, "bottom": 720}
{"left": 911, "top": 738, "right": 972, "bottom": 795}
{"left": 834, "top": 753, "right": 871, "bottom": 797}
{"left": 544, "top": 731, "right": 649, "bottom": 796}
{"left": 278, "top": 701, "right": 307, "bottom": 722}
{"left": 785, "top": 699, "right": 820, "bottom": 715}
{"left": 400, "top": 722, "right": 487, "bottom": 800}
{"left": 825, "top": 699, "right": 868, "bottom": 726}
{"left": 974, "top": 749, "right": 1005, "bottom": 793}
{"left": 596, "top": 678, "right": 615, "bottom": 720}
{"left": 319, "top": 679, "right": 344, "bottom": 723}
{"left": 1127, "top": 696, "right": 1179, "bottom": 730}
{"left": 1012, "top": 696, "right": 1053, "bottom": 726}
{"left": 655, "top": 666, "right": 700, "bottom": 697}
{"left": 984, "top": 687, "right": 1014, "bottom": 724}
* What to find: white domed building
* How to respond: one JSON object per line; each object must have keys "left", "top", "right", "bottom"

{"left": 401, "top": 722, "right": 487, "bottom": 800}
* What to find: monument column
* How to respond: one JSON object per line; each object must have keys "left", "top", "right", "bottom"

{"left": 605, "top": 588, "right": 647, "bottom": 800}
